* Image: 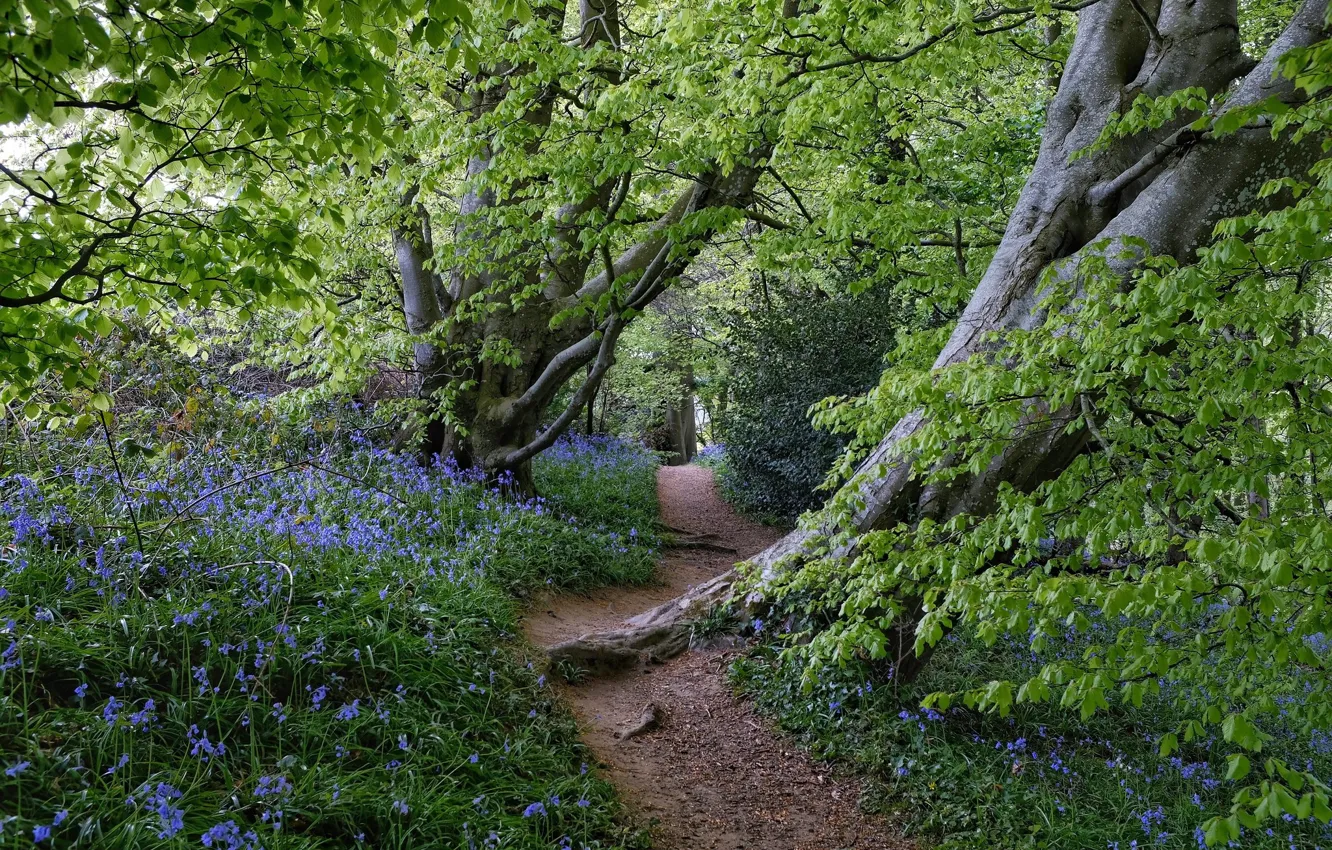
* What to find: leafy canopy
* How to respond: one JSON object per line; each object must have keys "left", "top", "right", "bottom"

{"left": 0, "top": 0, "right": 472, "bottom": 421}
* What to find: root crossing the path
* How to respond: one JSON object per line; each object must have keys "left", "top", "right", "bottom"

{"left": 524, "top": 465, "right": 901, "bottom": 850}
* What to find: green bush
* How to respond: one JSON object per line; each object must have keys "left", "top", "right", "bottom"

{"left": 733, "top": 620, "right": 1332, "bottom": 850}
{"left": 716, "top": 284, "right": 907, "bottom": 521}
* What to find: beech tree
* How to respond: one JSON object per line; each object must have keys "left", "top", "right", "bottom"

{"left": 386, "top": 0, "right": 776, "bottom": 489}
{"left": 554, "top": 0, "right": 1332, "bottom": 833}
{"left": 380, "top": 0, "right": 1056, "bottom": 486}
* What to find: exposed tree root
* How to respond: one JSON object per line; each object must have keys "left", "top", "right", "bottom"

{"left": 546, "top": 530, "right": 820, "bottom": 668}
{"left": 547, "top": 570, "right": 743, "bottom": 668}
{"left": 614, "top": 702, "right": 661, "bottom": 741}
{"left": 662, "top": 532, "right": 738, "bottom": 553}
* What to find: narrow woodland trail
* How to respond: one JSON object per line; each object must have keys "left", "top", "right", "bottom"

{"left": 525, "top": 466, "right": 901, "bottom": 850}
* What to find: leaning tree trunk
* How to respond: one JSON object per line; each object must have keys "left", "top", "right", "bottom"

{"left": 550, "top": 0, "right": 1331, "bottom": 671}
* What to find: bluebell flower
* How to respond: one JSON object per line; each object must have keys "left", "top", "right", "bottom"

{"left": 202, "top": 821, "right": 261, "bottom": 850}
{"left": 254, "top": 775, "right": 293, "bottom": 798}
{"left": 137, "top": 782, "right": 185, "bottom": 838}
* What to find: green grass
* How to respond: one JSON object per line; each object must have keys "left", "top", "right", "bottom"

{"left": 0, "top": 421, "right": 660, "bottom": 849}
{"left": 533, "top": 434, "right": 661, "bottom": 541}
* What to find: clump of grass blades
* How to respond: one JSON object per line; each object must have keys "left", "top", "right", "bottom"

{"left": 0, "top": 423, "right": 654, "bottom": 849}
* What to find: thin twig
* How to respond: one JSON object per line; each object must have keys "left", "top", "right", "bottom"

{"left": 100, "top": 413, "right": 146, "bottom": 556}
{"left": 1080, "top": 394, "right": 1113, "bottom": 458}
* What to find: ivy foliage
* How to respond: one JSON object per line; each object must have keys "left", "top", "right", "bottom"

{"left": 716, "top": 274, "right": 911, "bottom": 521}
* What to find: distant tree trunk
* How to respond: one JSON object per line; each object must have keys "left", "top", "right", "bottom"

{"left": 664, "top": 393, "right": 697, "bottom": 464}
{"left": 549, "top": 0, "right": 1331, "bottom": 670}
{"left": 680, "top": 395, "right": 697, "bottom": 462}
{"left": 586, "top": 365, "right": 597, "bottom": 435}
{"left": 682, "top": 362, "right": 697, "bottom": 462}
{"left": 598, "top": 377, "right": 611, "bottom": 433}
{"left": 661, "top": 359, "right": 698, "bottom": 464}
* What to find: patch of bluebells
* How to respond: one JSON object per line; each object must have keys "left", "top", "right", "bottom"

{"left": 201, "top": 821, "right": 262, "bottom": 850}
{"left": 0, "top": 425, "right": 646, "bottom": 848}
{"left": 135, "top": 782, "right": 186, "bottom": 839}
{"left": 695, "top": 443, "right": 726, "bottom": 465}
{"left": 532, "top": 433, "right": 661, "bottom": 545}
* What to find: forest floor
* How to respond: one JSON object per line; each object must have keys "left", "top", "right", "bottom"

{"left": 524, "top": 465, "right": 903, "bottom": 850}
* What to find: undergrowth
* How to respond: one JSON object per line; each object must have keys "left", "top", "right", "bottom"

{"left": 734, "top": 621, "right": 1332, "bottom": 850}
{"left": 533, "top": 434, "right": 660, "bottom": 550}
{"left": 0, "top": 407, "right": 657, "bottom": 849}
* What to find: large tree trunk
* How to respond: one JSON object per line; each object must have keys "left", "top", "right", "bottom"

{"left": 391, "top": 0, "right": 797, "bottom": 491}
{"left": 550, "top": 0, "right": 1331, "bottom": 670}
{"left": 399, "top": 166, "right": 766, "bottom": 489}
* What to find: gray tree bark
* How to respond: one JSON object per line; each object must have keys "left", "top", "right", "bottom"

{"left": 551, "top": 0, "right": 1331, "bottom": 671}
{"left": 395, "top": 1, "right": 779, "bottom": 489}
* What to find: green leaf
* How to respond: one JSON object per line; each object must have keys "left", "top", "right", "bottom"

{"left": 52, "top": 16, "right": 84, "bottom": 57}
{"left": 1225, "top": 753, "right": 1250, "bottom": 781}
{"left": 1222, "top": 715, "right": 1261, "bottom": 751}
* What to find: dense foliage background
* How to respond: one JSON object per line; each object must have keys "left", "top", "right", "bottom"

{"left": 712, "top": 277, "right": 911, "bottom": 521}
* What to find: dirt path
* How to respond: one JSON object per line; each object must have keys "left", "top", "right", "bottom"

{"left": 525, "top": 465, "right": 902, "bottom": 850}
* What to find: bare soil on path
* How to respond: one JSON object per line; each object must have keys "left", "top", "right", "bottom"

{"left": 524, "top": 465, "right": 904, "bottom": 850}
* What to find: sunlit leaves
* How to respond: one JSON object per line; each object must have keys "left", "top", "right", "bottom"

{"left": 757, "top": 30, "right": 1332, "bottom": 842}
{"left": 0, "top": 0, "right": 472, "bottom": 416}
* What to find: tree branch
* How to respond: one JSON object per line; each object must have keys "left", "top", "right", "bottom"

{"left": 572, "top": 183, "right": 699, "bottom": 300}
{"left": 1124, "top": 0, "right": 1162, "bottom": 45}
{"left": 1089, "top": 127, "right": 1194, "bottom": 207}
{"left": 501, "top": 314, "right": 626, "bottom": 468}
{"left": 507, "top": 239, "right": 674, "bottom": 422}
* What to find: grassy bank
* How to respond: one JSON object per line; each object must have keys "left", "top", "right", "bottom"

{"left": 0, "top": 417, "right": 657, "bottom": 849}
{"left": 734, "top": 621, "right": 1332, "bottom": 850}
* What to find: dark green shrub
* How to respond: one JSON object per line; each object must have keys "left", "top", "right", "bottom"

{"left": 716, "top": 284, "right": 907, "bottom": 520}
